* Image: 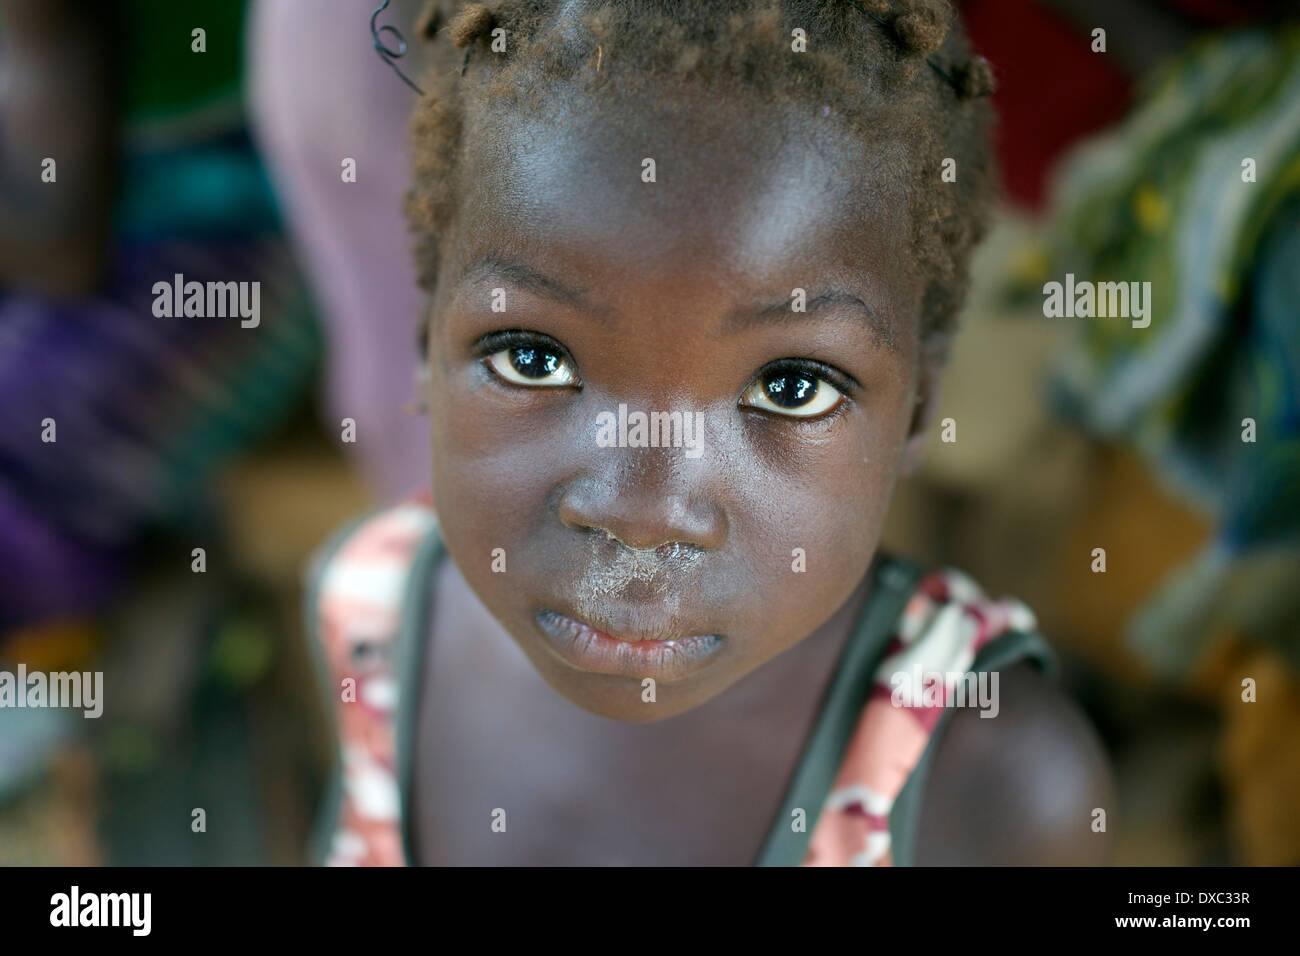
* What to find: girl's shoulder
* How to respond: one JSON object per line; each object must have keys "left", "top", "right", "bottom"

{"left": 788, "top": 560, "right": 1060, "bottom": 865}
{"left": 800, "top": 559, "right": 1111, "bottom": 866}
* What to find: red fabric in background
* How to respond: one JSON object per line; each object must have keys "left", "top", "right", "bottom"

{"left": 958, "top": 0, "right": 1281, "bottom": 211}
{"left": 958, "top": 0, "right": 1132, "bottom": 211}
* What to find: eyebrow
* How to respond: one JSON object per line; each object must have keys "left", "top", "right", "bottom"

{"left": 455, "top": 256, "right": 613, "bottom": 320}
{"left": 456, "top": 257, "right": 897, "bottom": 350}
{"left": 727, "top": 288, "right": 898, "bottom": 351}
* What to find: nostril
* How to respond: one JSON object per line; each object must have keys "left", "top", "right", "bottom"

{"left": 592, "top": 526, "right": 703, "bottom": 556}
{"left": 582, "top": 524, "right": 672, "bottom": 554}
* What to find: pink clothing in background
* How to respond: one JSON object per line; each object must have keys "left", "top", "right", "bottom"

{"left": 247, "top": 0, "right": 432, "bottom": 500}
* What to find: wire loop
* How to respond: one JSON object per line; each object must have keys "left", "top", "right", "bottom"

{"left": 371, "top": 0, "right": 425, "bottom": 94}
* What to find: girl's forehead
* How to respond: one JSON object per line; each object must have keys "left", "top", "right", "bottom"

{"left": 452, "top": 84, "right": 917, "bottom": 302}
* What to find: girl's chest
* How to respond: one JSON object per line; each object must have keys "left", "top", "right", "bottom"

{"left": 407, "top": 562, "right": 848, "bottom": 865}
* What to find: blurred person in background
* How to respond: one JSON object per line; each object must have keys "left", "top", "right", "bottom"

{"left": 248, "top": 0, "right": 432, "bottom": 502}
{"left": 0, "top": 0, "right": 318, "bottom": 863}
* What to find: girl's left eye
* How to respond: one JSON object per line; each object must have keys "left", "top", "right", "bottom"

{"left": 740, "top": 367, "right": 844, "bottom": 418}
{"left": 485, "top": 345, "right": 577, "bottom": 387}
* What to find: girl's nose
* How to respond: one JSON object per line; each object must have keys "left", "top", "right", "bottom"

{"left": 557, "top": 457, "right": 728, "bottom": 552}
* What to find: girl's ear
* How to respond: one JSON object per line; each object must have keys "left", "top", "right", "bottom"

{"left": 898, "top": 348, "right": 947, "bottom": 477}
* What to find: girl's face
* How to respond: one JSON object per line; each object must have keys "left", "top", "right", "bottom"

{"left": 424, "top": 82, "right": 929, "bottom": 721}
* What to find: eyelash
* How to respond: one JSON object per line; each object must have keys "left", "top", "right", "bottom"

{"left": 476, "top": 330, "right": 581, "bottom": 387}
{"left": 474, "top": 331, "right": 858, "bottom": 419}
{"left": 742, "top": 359, "right": 858, "bottom": 420}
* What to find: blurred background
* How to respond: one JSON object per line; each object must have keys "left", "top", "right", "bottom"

{"left": 1, "top": 0, "right": 1296, "bottom": 865}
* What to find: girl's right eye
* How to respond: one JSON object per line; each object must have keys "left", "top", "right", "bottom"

{"left": 484, "top": 344, "right": 577, "bottom": 387}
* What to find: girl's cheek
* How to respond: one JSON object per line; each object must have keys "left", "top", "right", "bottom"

{"left": 433, "top": 419, "right": 556, "bottom": 535}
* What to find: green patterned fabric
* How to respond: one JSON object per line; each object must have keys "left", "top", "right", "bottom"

{"left": 1033, "top": 25, "right": 1300, "bottom": 674}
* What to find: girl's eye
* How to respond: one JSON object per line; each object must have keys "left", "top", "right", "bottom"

{"left": 485, "top": 345, "right": 577, "bottom": 387}
{"left": 741, "top": 367, "right": 844, "bottom": 418}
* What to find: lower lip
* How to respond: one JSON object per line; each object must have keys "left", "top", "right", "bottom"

{"left": 535, "top": 610, "right": 724, "bottom": 681}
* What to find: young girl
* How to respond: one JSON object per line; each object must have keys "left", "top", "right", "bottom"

{"left": 306, "top": 0, "right": 1114, "bottom": 866}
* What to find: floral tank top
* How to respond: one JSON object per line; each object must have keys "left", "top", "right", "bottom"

{"left": 304, "top": 495, "right": 1053, "bottom": 866}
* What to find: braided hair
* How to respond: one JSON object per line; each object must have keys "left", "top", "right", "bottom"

{"left": 406, "top": 0, "right": 999, "bottom": 352}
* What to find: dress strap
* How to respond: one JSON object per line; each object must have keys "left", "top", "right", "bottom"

{"left": 303, "top": 498, "right": 439, "bottom": 866}
{"left": 753, "top": 552, "right": 923, "bottom": 866}
{"left": 802, "top": 566, "right": 1054, "bottom": 866}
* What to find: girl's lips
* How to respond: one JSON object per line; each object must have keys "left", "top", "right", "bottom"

{"left": 535, "top": 609, "right": 724, "bottom": 681}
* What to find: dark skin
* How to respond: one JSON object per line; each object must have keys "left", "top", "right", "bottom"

{"left": 419, "top": 77, "right": 1114, "bottom": 863}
